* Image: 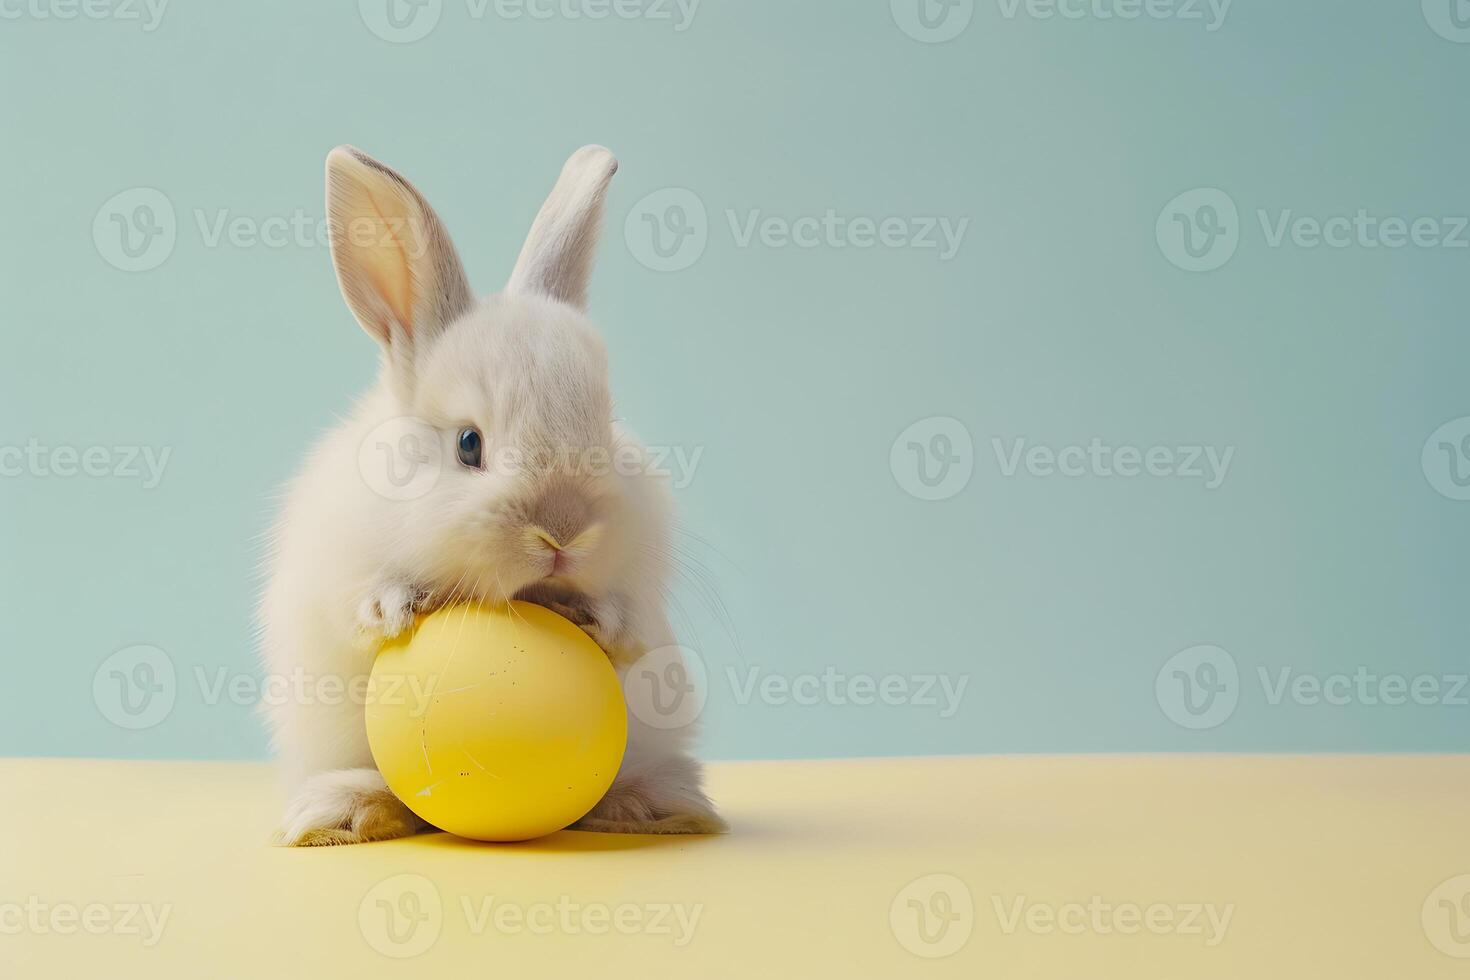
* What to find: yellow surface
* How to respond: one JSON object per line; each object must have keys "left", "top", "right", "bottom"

{"left": 3, "top": 755, "right": 1468, "bottom": 977}
{"left": 368, "top": 601, "right": 626, "bottom": 841}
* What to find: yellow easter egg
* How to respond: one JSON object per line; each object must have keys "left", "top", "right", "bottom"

{"left": 365, "top": 601, "right": 627, "bottom": 842}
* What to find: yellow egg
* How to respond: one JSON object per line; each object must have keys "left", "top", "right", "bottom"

{"left": 365, "top": 601, "right": 627, "bottom": 842}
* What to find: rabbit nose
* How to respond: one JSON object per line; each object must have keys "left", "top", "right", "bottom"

{"left": 531, "top": 529, "right": 570, "bottom": 575}
{"left": 528, "top": 481, "right": 591, "bottom": 548}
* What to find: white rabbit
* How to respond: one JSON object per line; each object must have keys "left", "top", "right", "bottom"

{"left": 259, "top": 144, "right": 724, "bottom": 845}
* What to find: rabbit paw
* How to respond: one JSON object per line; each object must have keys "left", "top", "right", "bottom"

{"left": 516, "top": 584, "right": 623, "bottom": 653}
{"left": 574, "top": 756, "right": 727, "bottom": 835}
{"left": 275, "top": 768, "right": 423, "bottom": 846}
{"left": 356, "top": 581, "right": 429, "bottom": 640}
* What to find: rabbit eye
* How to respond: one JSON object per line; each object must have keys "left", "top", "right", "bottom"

{"left": 456, "top": 427, "right": 484, "bottom": 469}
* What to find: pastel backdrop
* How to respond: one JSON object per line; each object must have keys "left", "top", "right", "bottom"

{"left": 1, "top": 0, "right": 1466, "bottom": 760}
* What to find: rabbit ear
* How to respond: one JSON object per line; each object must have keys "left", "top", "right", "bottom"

{"left": 325, "top": 145, "right": 472, "bottom": 351}
{"left": 506, "top": 145, "right": 618, "bottom": 311}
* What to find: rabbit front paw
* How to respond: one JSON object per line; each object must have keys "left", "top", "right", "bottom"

{"left": 515, "top": 584, "right": 624, "bottom": 653}
{"left": 356, "top": 581, "right": 430, "bottom": 640}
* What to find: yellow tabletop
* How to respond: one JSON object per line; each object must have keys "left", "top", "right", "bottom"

{"left": 2, "top": 755, "right": 1466, "bottom": 978}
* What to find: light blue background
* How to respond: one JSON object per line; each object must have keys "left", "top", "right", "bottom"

{"left": 2, "top": 1, "right": 1467, "bottom": 760}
